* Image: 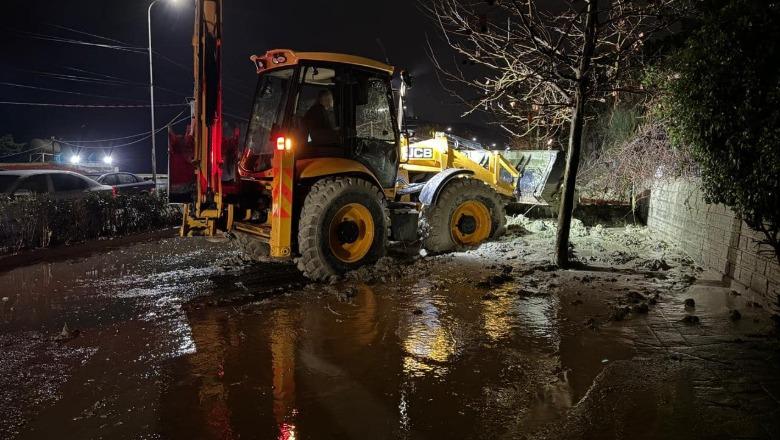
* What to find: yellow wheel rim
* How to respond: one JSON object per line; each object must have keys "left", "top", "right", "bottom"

{"left": 450, "top": 200, "right": 491, "bottom": 246}
{"left": 329, "top": 203, "right": 375, "bottom": 263}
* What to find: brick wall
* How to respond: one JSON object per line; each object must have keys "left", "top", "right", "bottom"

{"left": 648, "top": 179, "right": 780, "bottom": 315}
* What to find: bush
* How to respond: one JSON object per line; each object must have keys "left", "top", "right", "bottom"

{"left": 579, "top": 118, "right": 698, "bottom": 201}
{"left": 659, "top": 0, "right": 780, "bottom": 262}
{"left": 0, "top": 192, "right": 181, "bottom": 254}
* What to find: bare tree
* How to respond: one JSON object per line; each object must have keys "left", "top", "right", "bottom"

{"left": 427, "top": 0, "right": 676, "bottom": 267}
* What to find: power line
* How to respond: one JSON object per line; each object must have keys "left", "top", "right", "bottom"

{"left": 12, "top": 66, "right": 190, "bottom": 97}
{"left": 10, "top": 23, "right": 253, "bottom": 99}
{"left": 223, "top": 111, "right": 249, "bottom": 122}
{"left": 0, "top": 146, "right": 45, "bottom": 160}
{"left": 1, "top": 114, "right": 190, "bottom": 159}
{"left": 63, "top": 66, "right": 141, "bottom": 84}
{"left": 13, "top": 29, "right": 146, "bottom": 54}
{"left": 59, "top": 115, "right": 191, "bottom": 150}
{"left": 0, "top": 82, "right": 159, "bottom": 104}
{"left": 13, "top": 67, "right": 145, "bottom": 87}
{"left": 48, "top": 23, "right": 128, "bottom": 45}
{"left": 0, "top": 101, "right": 187, "bottom": 108}
{"left": 58, "top": 109, "right": 188, "bottom": 144}
{"left": 58, "top": 129, "right": 154, "bottom": 144}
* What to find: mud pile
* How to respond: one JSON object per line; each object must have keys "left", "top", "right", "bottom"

{"left": 344, "top": 256, "right": 439, "bottom": 284}
{"left": 343, "top": 215, "right": 700, "bottom": 292}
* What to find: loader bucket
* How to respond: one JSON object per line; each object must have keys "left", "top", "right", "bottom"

{"left": 513, "top": 150, "right": 565, "bottom": 205}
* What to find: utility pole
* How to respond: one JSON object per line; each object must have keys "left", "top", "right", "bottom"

{"left": 148, "top": 0, "right": 159, "bottom": 187}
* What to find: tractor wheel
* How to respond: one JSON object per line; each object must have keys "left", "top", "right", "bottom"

{"left": 420, "top": 178, "right": 505, "bottom": 253}
{"left": 297, "top": 177, "right": 388, "bottom": 281}
{"left": 234, "top": 230, "right": 271, "bottom": 262}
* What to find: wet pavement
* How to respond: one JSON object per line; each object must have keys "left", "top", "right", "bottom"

{"left": 1, "top": 224, "right": 779, "bottom": 439}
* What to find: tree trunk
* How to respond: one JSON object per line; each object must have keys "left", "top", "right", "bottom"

{"left": 555, "top": 0, "right": 598, "bottom": 268}
{"left": 555, "top": 80, "right": 587, "bottom": 267}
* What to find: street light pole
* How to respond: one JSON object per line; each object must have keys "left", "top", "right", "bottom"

{"left": 147, "top": 0, "right": 159, "bottom": 187}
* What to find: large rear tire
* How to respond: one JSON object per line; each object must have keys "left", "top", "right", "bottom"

{"left": 297, "top": 177, "right": 388, "bottom": 281}
{"left": 420, "top": 178, "right": 505, "bottom": 253}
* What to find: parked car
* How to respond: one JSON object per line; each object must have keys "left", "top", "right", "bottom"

{"left": 92, "top": 172, "right": 156, "bottom": 194}
{"left": 0, "top": 170, "right": 114, "bottom": 199}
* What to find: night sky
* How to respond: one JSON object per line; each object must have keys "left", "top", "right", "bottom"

{"left": 1, "top": 0, "right": 473, "bottom": 172}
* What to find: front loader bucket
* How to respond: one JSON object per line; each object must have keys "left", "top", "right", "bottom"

{"left": 513, "top": 150, "right": 565, "bottom": 205}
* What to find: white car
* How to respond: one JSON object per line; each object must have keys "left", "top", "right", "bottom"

{"left": 0, "top": 170, "right": 114, "bottom": 200}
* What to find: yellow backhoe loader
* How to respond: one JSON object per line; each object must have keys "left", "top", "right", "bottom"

{"left": 169, "top": 0, "right": 560, "bottom": 281}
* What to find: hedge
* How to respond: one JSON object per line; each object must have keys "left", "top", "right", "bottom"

{"left": 0, "top": 192, "right": 181, "bottom": 254}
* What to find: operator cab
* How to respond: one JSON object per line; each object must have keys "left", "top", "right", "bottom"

{"left": 240, "top": 50, "right": 400, "bottom": 189}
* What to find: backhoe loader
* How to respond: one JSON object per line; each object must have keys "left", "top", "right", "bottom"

{"left": 169, "top": 0, "right": 561, "bottom": 281}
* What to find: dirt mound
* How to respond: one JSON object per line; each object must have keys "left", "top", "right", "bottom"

{"left": 344, "top": 256, "right": 433, "bottom": 284}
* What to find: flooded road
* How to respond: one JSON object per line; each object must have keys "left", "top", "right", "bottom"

{"left": 1, "top": 224, "right": 779, "bottom": 439}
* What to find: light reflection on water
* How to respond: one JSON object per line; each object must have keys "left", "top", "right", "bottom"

{"left": 400, "top": 280, "right": 458, "bottom": 378}
{"left": 1, "top": 237, "right": 625, "bottom": 439}
{"left": 481, "top": 293, "right": 517, "bottom": 342}
{"left": 271, "top": 308, "right": 297, "bottom": 439}
{"left": 515, "top": 295, "right": 561, "bottom": 344}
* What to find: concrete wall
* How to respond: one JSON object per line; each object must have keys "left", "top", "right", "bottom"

{"left": 648, "top": 179, "right": 780, "bottom": 315}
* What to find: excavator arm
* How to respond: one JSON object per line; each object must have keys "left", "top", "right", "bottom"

{"left": 169, "top": 0, "right": 238, "bottom": 236}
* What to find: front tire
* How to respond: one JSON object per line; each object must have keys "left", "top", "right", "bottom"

{"left": 297, "top": 177, "right": 388, "bottom": 281}
{"left": 420, "top": 178, "right": 505, "bottom": 253}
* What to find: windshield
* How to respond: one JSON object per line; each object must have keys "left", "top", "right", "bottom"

{"left": 245, "top": 68, "right": 294, "bottom": 155}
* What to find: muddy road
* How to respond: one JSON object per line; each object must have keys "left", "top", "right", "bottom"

{"left": 1, "top": 221, "right": 779, "bottom": 439}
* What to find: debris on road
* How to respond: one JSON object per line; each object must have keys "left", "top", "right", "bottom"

{"left": 680, "top": 315, "right": 701, "bottom": 324}
{"left": 53, "top": 323, "right": 80, "bottom": 342}
{"left": 476, "top": 265, "right": 514, "bottom": 288}
{"left": 3, "top": 220, "right": 777, "bottom": 439}
{"left": 643, "top": 258, "right": 671, "bottom": 271}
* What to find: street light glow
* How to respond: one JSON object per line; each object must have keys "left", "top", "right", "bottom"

{"left": 69, "top": 155, "right": 81, "bottom": 164}
{"left": 103, "top": 155, "right": 113, "bottom": 165}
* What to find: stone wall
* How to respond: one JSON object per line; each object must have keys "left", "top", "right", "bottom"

{"left": 648, "top": 179, "right": 779, "bottom": 315}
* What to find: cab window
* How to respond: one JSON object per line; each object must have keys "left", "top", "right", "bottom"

{"left": 245, "top": 68, "right": 294, "bottom": 156}
{"left": 346, "top": 69, "right": 398, "bottom": 187}
{"left": 295, "top": 66, "right": 340, "bottom": 148}
{"left": 356, "top": 76, "right": 395, "bottom": 142}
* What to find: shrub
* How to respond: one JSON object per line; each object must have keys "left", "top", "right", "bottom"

{"left": 0, "top": 192, "right": 181, "bottom": 254}
{"left": 579, "top": 118, "right": 699, "bottom": 201}
{"left": 659, "top": 0, "right": 780, "bottom": 262}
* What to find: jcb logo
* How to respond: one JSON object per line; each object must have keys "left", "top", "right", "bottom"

{"left": 409, "top": 147, "right": 433, "bottom": 159}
